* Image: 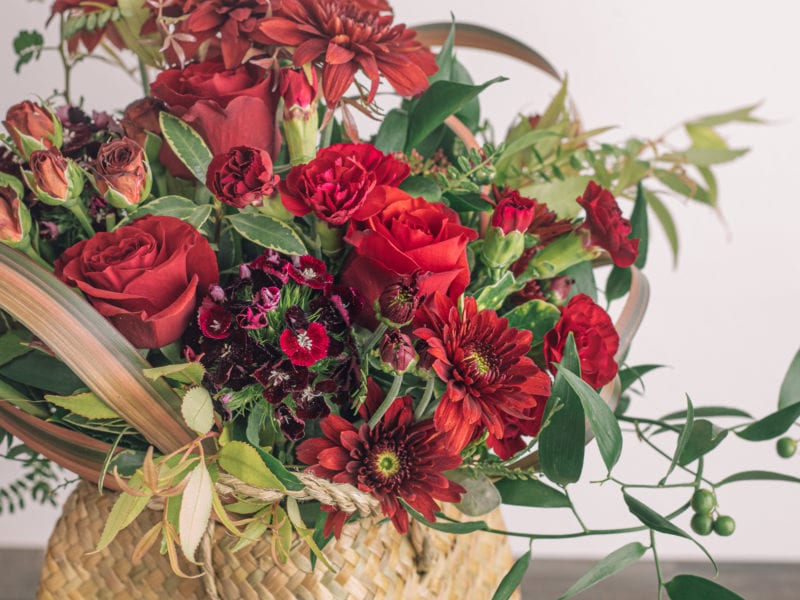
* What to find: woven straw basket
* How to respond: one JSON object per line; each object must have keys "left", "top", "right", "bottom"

{"left": 38, "top": 480, "right": 519, "bottom": 599}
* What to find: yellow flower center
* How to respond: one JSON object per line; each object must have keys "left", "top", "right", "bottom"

{"left": 374, "top": 450, "right": 401, "bottom": 478}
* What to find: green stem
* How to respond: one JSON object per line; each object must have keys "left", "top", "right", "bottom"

{"left": 319, "top": 114, "right": 334, "bottom": 149}
{"left": 564, "top": 486, "right": 589, "bottom": 532}
{"left": 57, "top": 16, "right": 73, "bottom": 105}
{"left": 138, "top": 59, "right": 150, "bottom": 97}
{"left": 414, "top": 377, "right": 436, "bottom": 420}
{"left": 20, "top": 244, "right": 51, "bottom": 270}
{"left": 368, "top": 373, "right": 404, "bottom": 429}
{"left": 362, "top": 323, "right": 387, "bottom": 355}
{"left": 650, "top": 530, "right": 664, "bottom": 599}
{"left": 630, "top": 421, "right": 714, "bottom": 488}
{"left": 69, "top": 203, "right": 95, "bottom": 237}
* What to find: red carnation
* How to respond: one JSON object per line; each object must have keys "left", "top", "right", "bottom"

{"left": 543, "top": 293, "right": 619, "bottom": 389}
{"left": 259, "top": 0, "right": 438, "bottom": 106}
{"left": 491, "top": 189, "right": 537, "bottom": 234}
{"left": 280, "top": 143, "right": 409, "bottom": 226}
{"left": 414, "top": 294, "right": 552, "bottom": 452}
{"left": 578, "top": 181, "right": 640, "bottom": 268}
{"left": 206, "top": 146, "right": 279, "bottom": 208}
{"left": 296, "top": 380, "right": 464, "bottom": 536}
{"left": 486, "top": 400, "right": 548, "bottom": 460}
{"left": 280, "top": 322, "right": 330, "bottom": 367}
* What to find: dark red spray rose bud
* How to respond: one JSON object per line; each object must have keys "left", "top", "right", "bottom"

{"left": 577, "top": 181, "right": 639, "bottom": 268}
{"left": 280, "top": 322, "right": 330, "bottom": 367}
{"left": 491, "top": 189, "right": 537, "bottom": 234}
{"left": 380, "top": 330, "right": 416, "bottom": 372}
{"left": 528, "top": 114, "right": 542, "bottom": 129}
{"left": 377, "top": 277, "right": 421, "bottom": 327}
{"left": 94, "top": 138, "right": 151, "bottom": 208}
{"left": 4, "top": 101, "right": 62, "bottom": 159}
{"left": 120, "top": 97, "right": 165, "bottom": 148}
{"left": 206, "top": 145, "right": 279, "bottom": 208}
{"left": 27, "top": 148, "right": 84, "bottom": 206}
{"left": 0, "top": 186, "right": 31, "bottom": 247}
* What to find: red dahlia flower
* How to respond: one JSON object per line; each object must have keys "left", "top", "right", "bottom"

{"left": 414, "top": 294, "right": 552, "bottom": 452}
{"left": 543, "top": 293, "right": 619, "bottom": 389}
{"left": 578, "top": 181, "right": 640, "bottom": 268}
{"left": 259, "top": 0, "right": 438, "bottom": 105}
{"left": 296, "top": 380, "right": 464, "bottom": 536}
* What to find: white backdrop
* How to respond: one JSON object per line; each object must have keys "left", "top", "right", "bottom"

{"left": 1, "top": 0, "right": 799, "bottom": 563}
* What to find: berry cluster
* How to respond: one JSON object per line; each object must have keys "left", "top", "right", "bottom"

{"left": 689, "top": 489, "right": 735, "bottom": 537}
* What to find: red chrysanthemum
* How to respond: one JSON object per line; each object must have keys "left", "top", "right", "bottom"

{"left": 414, "top": 294, "right": 552, "bottom": 452}
{"left": 296, "top": 380, "right": 464, "bottom": 536}
{"left": 259, "top": 0, "right": 438, "bottom": 105}
{"left": 280, "top": 322, "right": 330, "bottom": 366}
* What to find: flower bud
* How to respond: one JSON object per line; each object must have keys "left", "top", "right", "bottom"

{"left": 483, "top": 189, "right": 538, "bottom": 269}
{"left": 120, "top": 97, "right": 165, "bottom": 149}
{"left": 280, "top": 67, "right": 319, "bottom": 165}
{"left": 25, "top": 148, "right": 84, "bottom": 206}
{"left": 380, "top": 330, "right": 416, "bottom": 373}
{"left": 491, "top": 190, "right": 536, "bottom": 235}
{"left": 377, "top": 277, "right": 421, "bottom": 327}
{"left": 206, "top": 145, "right": 278, "bottom": 209}
{"left": 3, "top": 101, "right": 62, "bottom": 159}
{"left": 0, "top": 185, "right": 31, "bottom": 248}
{"left": 93, "top": 138, "right": 152, "bottom": 208}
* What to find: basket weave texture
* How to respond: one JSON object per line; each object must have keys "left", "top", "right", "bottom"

{"left": 38, "top": 480, "right": 520, "bottom": 600}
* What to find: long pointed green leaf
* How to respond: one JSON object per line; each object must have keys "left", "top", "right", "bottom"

{"left": 492, "top": 550, "right": 531, "bottom": 600}
{"left": 0, "top": 245, "right": 194, "bottom": 453}
{"left": 665, "top": 575, "right": 745, "bottom": 600}
{"left": 778, "top": 348, "right": 800, "bottom": 409}
{"left": 715, "top": 470, "right": 800, "bottom": 487}
{"left": 662, "top": 395, "right": 694, "bottom": 483}
{"left": 559, "top": 542, "right": 648, "bottom": 599}
{"left": 736, "top": 402, "right": 800, "bottom": 441}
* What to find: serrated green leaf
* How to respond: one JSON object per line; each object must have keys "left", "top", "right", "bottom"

{"left": 45, "top": 391, "right": 121, "bottom": 420}
{"left": 399, "top": 175, "right": 442, "bottom": 202}
{"left": 159, "top": 113, "right": 213, "bottom": 182}
{"left": 678, "top": 419, "right": 728, "bottom": 466}
{"left": 665, "top": 575, "right": 745, "bottom": 600}
{"left": 778, "top": 348, "right": 800, "bottom": 409}
{"left": 662, "top": 395, "right": 694, "bottom": 482}
{"left": 143, "top": 362, "right": 205, "bottom": 385}
{"left": 218, "top": 441, "right": 284, "bottom": 491}
{"left": 494, "top": 478, "right": 570, "bottom": 508}
{"left": 96, "top": 475, "right": 151, "bottom": 552}
{"left": 13, "top": 30, "right": 44, "bottom": 74}
{"left": 502, "top": 299, "right": 560, "bottom": 346}
{"left": 179, "top": 462, "right": 213, "bottom": 561}
{"left": 226, "top": 213, "right": 305, "bottom": 255}
{"left": 492, "top": 550, "right": 531, "bottom": 600}
{"left": 716, "top": 469, "right": 800, "bottom": 487}
{"left": 558, "top": 542, "right": 648, "bottom": 599}
{"left": 181, "top": 387, "right": 214, "bottom": 435}
{"left": 736, "top": 402, "right": 800, "bottom": 441}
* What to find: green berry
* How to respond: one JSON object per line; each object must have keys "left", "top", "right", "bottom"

{"left": 713, "top": 515, "right": 736, "bottom": 536}
{"left": 776, "top": 437, "right": 797, "bottom": 458}
{"left": 690, "top": 489, "right": 716, "bottom": 514}
{"left": 691, "top": 513, "right": 714, "bottom": 536}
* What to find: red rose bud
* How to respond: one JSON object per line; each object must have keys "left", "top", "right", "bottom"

{"left": 93, "top": 138, "right": 152, "bottom": 208}
{"left": 3, "top": 101, "right": 62, "bottom": 159}
{"left": 25, "top": 148, "right": 84, "bottom": 206}
{"left": 380, "top": 330, "right": 416, "bottom": 373}
{"left": 577, "top": 181, "right": 640, "bottom": 268}
{"left": 120, "top": 97, "right": 165, "bottom": 149}
{"left": 0, "top": 185, "right": 31, "bottom": 247}
{"left": 377, "top": 277, "right": 421, "bottom": 327}
{"left": 206, "top": 146, "right": 279, "bottom": 209}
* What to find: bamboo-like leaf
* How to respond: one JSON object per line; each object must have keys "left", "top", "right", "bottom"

{"left": 179, "top": 462, "right": 213, "bottom": 562}
{"left": 95, "top": 474, "right": 152, "bottom": 552}
{"left": 414, "top": 23, "right": 561, "bottom": 81}
{"left": 0, "top": 245, "right": 195, "bottom": 453}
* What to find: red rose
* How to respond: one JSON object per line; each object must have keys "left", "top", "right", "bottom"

{"left": 150, "top": 60, "right": 280, "bottom": 178}
{"left": 93, "top": 138, "right": 150, "bottom": 207}
{"left": 4, "top": 101, "right": 61, "bottom": 158}
{"left": 206, "top": 146, "right": 279, "bottom": 208}
{"left": 0, "top": 186, "right": 29, "bottom": 245}
{"left": 578, "top": 181, "right": 639, "bottom": 268}
{"left": 342, "top": 188, "right": 477, "bottom": 318}
{"left": 280, "top": 143, "right": 409, "bottom": 226}
{"left": 54, "top": 215, "right": 219, "bottom": 349}
{"left": 543, "top": 293, "right": 619, "bottom": 389}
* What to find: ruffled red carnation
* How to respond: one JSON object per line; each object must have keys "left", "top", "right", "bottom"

{"left": 578, "top": 181, "right": 640, "bottom": 268}
{"left": 414, "top": 294, "right": 552, "bottom": 452}
{"left": 206, "top": 145, "right": 279, "bottom": 208}
{"left": 280, "top": 322, "right": 330, "bottom": 366}
{"left": 543, "top": 293, "right": 619, "bottom": 388}
{"left": 296, "top": 380, "right": 464, "bottom": 536}
{"left": 259, "top": 0, "right": 438, "bottom": 105}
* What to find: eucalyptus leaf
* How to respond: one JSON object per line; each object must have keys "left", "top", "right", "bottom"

{"left": 778, "top": 348, "right": 800, "bottom": 409}
{"left": 558, "top": 542, "right": 648, "bottom": 599}
{"left": 226, "top": 213, "right": 305, "bottom": 255}
{"left": 664, "top": 575, "right": 745, "bottom": 600}
{"left": 451, "top": 471, "right": 502, "bottom": 516}
{"left": 494, "top": 478, "right": 570, "bottom": 508}
{"left": 492, "top": 550, "right": 531, "bottom": 600}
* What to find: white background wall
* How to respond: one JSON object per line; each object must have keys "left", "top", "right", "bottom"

{"left": 1, "top": 0, "right": 799, "bottom": 564}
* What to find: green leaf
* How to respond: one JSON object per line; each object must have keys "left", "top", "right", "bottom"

{"left": 405, "top": 77, "right": 506, "bottom": 151}
{"left": 678, "top": 419, "right": 728, "bottom": 466}
{"left": 0, "top": 378, "right": 46, "bottom": 418}
{"left": 688, "top": 103, "right": 763, "bottom": 128}
{"left": 226, "top": 213, "right": 305, "bottom": 255}
{"left": 503, "top": 299, "right": 561, "bottom": 346}
{"left": 623, "top": 492, "right": 716, "bottom": 571}
{"left": 218, "top": 441, "right": 284, "bottom": 491}
{"left": 558, "top": 542, "right": 648, "bottom": 599}
{"left": 143, "top": 362, "right": 205, "bottom": 386}
{"left": 0, "top": 330, "right": 32, "bottom": 368}
{"left": 494, "top": 478, "right": 570, "bottom": 508}
{"left": 644, "top": 190, "right": 679, "bottom": 266}
{"left": 619, "top": 364, "right": 665, "bottom": 393}
{"left": 665, "top": 575, "right": 745, "bottom": 600}
{"left": 539, "top": 336, "right": 585, "bottom": 485}
{"left": 519, "top": 176, "right": 591, "bottom": 220}
{"left": 0, "top": 351, "right": 83, "bottom": 395}
{"left": 475, "top": 272, "right": 517, "bottom": 311}
{"left": 443, "top": 191, "right": 493, "bottom": 213}
{"left": 404, "top": 502, "right": 489, "bottom": 533}
{"left": 557, "top": 349, "right": 623, "bottom": 473}
{"left": 0, "top": 173, "right": 25, "bottom": 199}
{"left": 13, "top": 30, "right": 44, "bottom": 73}
{"left": 400, "top": 175, "right": 442, "bottom": 202}
{"left": 245, "top": 401, "right": 267, "bottom": 447}
{"left": 778, "top": 348, "right": 800, "bottom": 409}
{"left": 159, "top": 113, "right": 213, "bottom": 182}
{"left": 430, "top": 18, "right": 456, "bottom": 83}
{"left": 373, "top": 109, "right": 408, "bottom": 153}
{"left": 661, "top": 148, "right": 748, "bottom": 167}
{"left": 96, "top": 476, "right": 151, "bottom": 551}
{"left": 181, "top": 387, "right": 214, "bottom": 435}
{"left": 563, "top": 261, "right": 597, "bottom": 301}
{"left": 450, "top": 471, "right": 502, "bottom": 516}
{"left": 128, "top": 195, "right": 213, "bottom": 230}
{"left": 653, "top": 169, "right": 711, "bottom": 205}
{"left": 715, "top": 470, "right": 800, "bottom": 487}
{"left": 662, "top": 395, "right": 694, "bottom": 482}
{"left": 539, "top": 77, "right": 569, "bottom": 129}
{"left": 736, "top": 402, "right": 800, "bottom": 441}
{"left": 45, "top": 391, "right": 121, "bottom": 420}
{"left": 630, "top": 183, "right": 648, "bottom": 268}
{"left": 492, "top": 550, "right": 531, "bottom": 600}
{"left": 254, "top": 446, "right": 305, "bottom": 492}
{"left": 660, "top": 406, "right": 752, "bottom": 421}
{"left": 605, "top": 266, "right": 632, "bottom": 302}
{"left": 178, "top": 462, "right": 213, "bottom": 561}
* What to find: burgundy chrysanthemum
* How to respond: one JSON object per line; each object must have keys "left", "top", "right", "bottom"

{"left": 259, "top": 0, "right": 438, "bottom": 105}
{"left": 280, "top": 322, "right": 330, "bottom": 366}
{"left": 414, "top": 294, "right": 552, "bottom": 452}
{"left": 296, "top": 380, "right": 464, "bottom": 536}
